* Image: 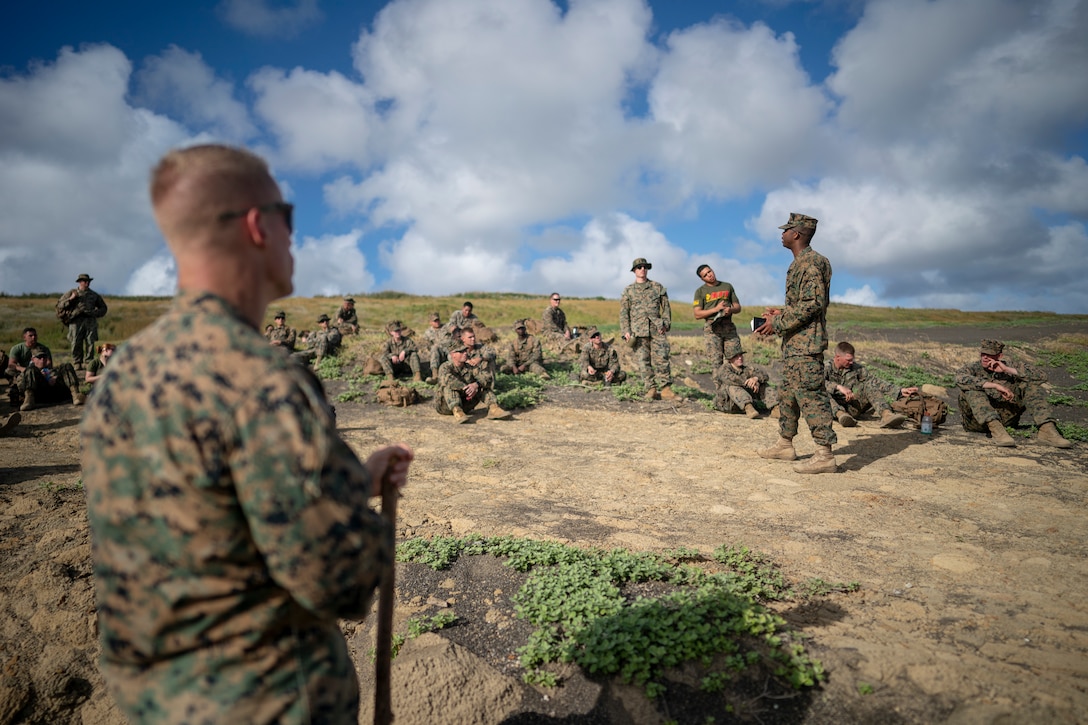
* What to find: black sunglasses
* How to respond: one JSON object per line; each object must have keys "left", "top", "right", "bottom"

{"left": 551, "top": 297, "right": 560, "bottom": 301}
{"left": 633, "top": 264, "right": 647, "bottom": 270}
{"left": 33, "top": 354, "right": 47, "bottom": 359}
{"left": 219, "top": 202, "right": 294, "bottom": 233}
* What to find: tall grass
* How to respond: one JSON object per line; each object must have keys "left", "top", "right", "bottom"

{"left": 3, "top": 292, "right": 1086, "bottom": 365}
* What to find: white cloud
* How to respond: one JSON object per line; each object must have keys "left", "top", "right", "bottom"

{"left": 217, "top": 0, "right": 323, "bottom": 38}
{"left": 135, "top": 46, "right": 256, "bottom": 140}
{"left": 0, "top": 45, "right": 192, "bottom": 296}
{"left": 834, "top": 284, "right": 881, "bottom": 307}
{"left": 291, "top": 231, "right": 376, "bottom": 296}
{"left": 125, "top": 252, "right": 178, "bottom": 296}
{"left": 648, "top": 18, "right": 832, "bottom": 198}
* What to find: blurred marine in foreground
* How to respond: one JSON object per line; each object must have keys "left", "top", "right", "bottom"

{"left": 81, "top": 144, "right": 413, "bottom": 724}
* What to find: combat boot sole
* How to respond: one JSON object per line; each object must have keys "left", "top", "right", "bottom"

{"left": 758, "top": 438, "right": 797, "bottom": 461}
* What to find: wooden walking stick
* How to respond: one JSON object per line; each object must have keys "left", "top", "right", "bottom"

{"left": 374, "top": 480, "right": 398, "bottom": 725}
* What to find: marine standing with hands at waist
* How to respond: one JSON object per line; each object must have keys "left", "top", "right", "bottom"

{"left": 81, "top": 144, "right": 413, "bottom": 724}
{"left": 755, "top": 213, "right": 837, "bottom": 474}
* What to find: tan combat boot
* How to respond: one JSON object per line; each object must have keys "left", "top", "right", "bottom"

{"left": 768, "top": 405, "right": 781, "bottom": 419}
{"left": 836, "top": 411, "right": 857, "bottom": 427}
{"left": 71, "top": 386, "right": 86, "bottom": 406}
{"left": 744, "top": 403, "right": 760, "bottom": 419}
{"left": 487, "top": 404, "right": 513, "bottom": 420}
{"left": 412, "top": 372, "right": 423, "bottom": 383}
{"left": 794, "top": 445, "right": 837, "bottom": 474}
{"left": 451, "top": 408, "right": 470, "bottom": 424}
{"left": 758, "top": 437, "right": 797, "bottom": 461}
{"left": 1037, "top": 421, "right": 1073, "bottom": 449}
{"left": 878, "top": 410, "right": 906, "bottom": 429}
{"left": 0, "top": 412, "right": 20, "bottom": 436}
{"left": 659, "top": 386, "right": 680, "bottom": 401}
{"left": 19, "top": 390, "right": 36, "bottom": 412}
{"left": 644, "top": 387, "right": 659, "bottom": 401}
{"left": 987, "top": 419, "right": 1015, "bottom": 447}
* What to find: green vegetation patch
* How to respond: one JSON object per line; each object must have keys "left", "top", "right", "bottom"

{"left": 494, "top": 372, "right": 548, "bottom": 409}
{"left": 866, "top": 357, "right": 955, "bottom": 388}
{"left": 397, "top": 536, "right": 851, "bottom": 699}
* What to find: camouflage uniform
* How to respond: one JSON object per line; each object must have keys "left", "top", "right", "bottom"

{"left": 541, "top": 305, "right": 570, "bottom": 337}
{"left": 435, "top": 359, "right": 498, "bottom": 415}
{"left": 379, "top": 336, "right": 421, "bottom": 378}
{"left": 425, "top": 324, "right": 454, "bottom": 378}
{"left": 693, "top": 281, "right": 740, "bottom": 369}
{"left": 955, "top": 354, "right": 1054, "bottom": 431}
{"left": 448, "top": 309, "right": 478, "bottom": 329}
{"left": 266, "top": 322, "right": 297, "bottom": 351}
{"left": 502, "top": 333, "right": 548, "bottom": 376}
{"left": 291, "top": 324, "right": 342, "bottom": 365}
{"left": 619, "top": 279, "right": 672, "bottom": 390}
{"left": 336, "top": 302, "right": 358, "bottom": 333}
{"left": 825, "top": 360, "right": 899, "bottom": 419}
{"left": 57, "top": 283, "right": 108, "bottom": 367}
{"left": 578, "top": 341, "right": 626, "bottom": 385}
{"left": 714, "top": 361, "right": 777, "bottom": 413}
{"left": 17, "top": 360, "right": 80, "bottom": 404}
{"left": 772, "top": 246, "right": 836, "bottom": 446}
{"left": 81, "top": 291, "right": 391, "bottom": 725}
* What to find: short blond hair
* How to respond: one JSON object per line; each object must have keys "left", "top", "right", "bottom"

{"left": 150, "top": 144, "right": 276, "bottom": 242}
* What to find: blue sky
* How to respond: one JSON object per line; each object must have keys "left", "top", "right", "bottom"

{"left": 2, "top": 0, "right": 1087, "bottom": 313}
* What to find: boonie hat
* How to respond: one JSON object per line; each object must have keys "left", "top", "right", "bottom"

{"left": 76, "top": 273, "right": 93, "bottom": 283}
{"left": 317, "top": 314, "right": 331, "bottom": 323}
{"left": 274, "top": 311, "right": 286, "bottom": 319}
{"left": 980, "top": 339, "right": 1004, "bottom": 356}
{"left": 343, "top": 297, "right": 355, "bottom": 304}
{"left": 513, "top": 319, "right": 527, "bottom": 330}
{"left": 630, "top": 257, "right": 652, "bottom": 271}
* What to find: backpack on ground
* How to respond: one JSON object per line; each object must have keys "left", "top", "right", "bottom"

{"left": 891, "top": 392, "right": 948, "bottom": 428}
{"left": 376, "top": 380, "right": 420, "bottom": 407}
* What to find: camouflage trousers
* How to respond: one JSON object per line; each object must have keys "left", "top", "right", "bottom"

{"left": 380, "top": 352, "right": 420, "bottom": 378}
{"left": 715, "top": 384, "right": 778, "bottom": 414}
{"left": 435, "top": 384, "right": 498, "bottom": 415}
{"left": 579, "top": 369, "right": 627, "bottom": 385}
{"left": 631, "top": 331, "right": 671, "bottom": 390}
{"left": 778, "top": 355, "right": 836, "bottom": 446}
{"left": 958, "top": 384, "right": 1054, "bottom": 432}
{"left": 501, "top": 361, "right": 548, "bottom": 376}
{"left": 830, "top": 385, "right": 891, "bottom": 419}
{"left": 15, "top": 364, "right": 79, "bottom": 403}
{"left": 430, "top": 346, "right": 447, "bottom": 379}
{"left": 69, "top": 318, "right": 99, "bottom": 367}
{"left": 703, "top": 323, "right": 739, "bottom": 370}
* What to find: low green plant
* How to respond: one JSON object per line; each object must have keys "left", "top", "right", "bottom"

{"left": 494, "top": 373, "right": 547, "bottom": 409}
{"left": 398, "top": 536, "right": 837, "bottom": 698}
{"left": 313, "top": 355, "right": 344, "bottom": 380}
{"left": 1057, "top": 422, "right": 1088, "bottom": 442}
{"left": 406, "top": 611, "right": 458, "bottom": 638}
{"left": 798, "top": 578, "right": 861, "bottom": 598}
{"left": 867, "top": 358, "right": 954, "bottom": 388}
{"left": 857, "top": 681, "right": 875, "bottom": 695}
{"left": 609, "top": 382, "right": 647, "bottom": 402}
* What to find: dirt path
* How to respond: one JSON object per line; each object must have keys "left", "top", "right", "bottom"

{"left": 1, "top": 330, "right": 1086, "bottom": 724}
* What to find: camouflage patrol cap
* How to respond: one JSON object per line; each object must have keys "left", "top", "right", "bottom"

{"left": 30, "top": 346, "right": 49, "bottom": 358}
{"left": 76, "top": 273, "right": 93, "bottom": 282}
{"left": 274, "top": 310, "right": 286, "bottom": 319}
{"left": 316, "top": 314, "right": 331, "bottom": 323}
{"left": 585, "top": 326, "right": 601, "bottom": 339}
{"left": 513, "top": 319, "right": 527, "bottom": 330}
{"left": 448, "top": 343, "right": 469, "bottom": 355}
{"left": 630, "top": 257, "right": 652, "bottom": 271}
{"left": 387, "top": 320, "right": 402, "bottom": 333}
{"left": 980, "top": 339, "right": 1004, "bottom": 356}
{"left": 778, "top": 213, "right": 818, "bottom": 231}
{"left": 343, "top": 297, "right": 355, "bottom": 304}
{"left": 723, "top": 338, "right": 745, "bottom": 359}
{"left": 429, "top": 311, "right": 441, "bottom": 322}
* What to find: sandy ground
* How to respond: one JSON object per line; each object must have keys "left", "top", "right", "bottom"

{"left": 1, "top": 327, "right": 1086, "bottom": 724}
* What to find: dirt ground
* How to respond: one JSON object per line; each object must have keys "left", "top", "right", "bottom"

{"left": 1, "top": 325, "right": 1086, "bottom": 725}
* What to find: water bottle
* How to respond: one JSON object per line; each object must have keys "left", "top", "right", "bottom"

{"left": 920, "top": 414, "right": 933, "bottom": 435}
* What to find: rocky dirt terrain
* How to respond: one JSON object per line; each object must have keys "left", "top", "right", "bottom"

{"left": 1, "top": 326, "right": 1086, "bottom": 724}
